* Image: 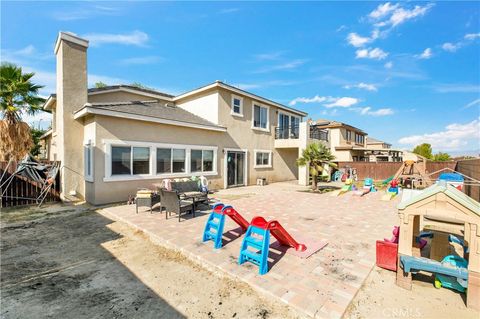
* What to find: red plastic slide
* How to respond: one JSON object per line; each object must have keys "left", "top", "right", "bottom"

{"left": 220, "top": 205, "right": 250, "bottom": 231}
{"left": 251, "top": 216, "right": 307, "bottom": 252}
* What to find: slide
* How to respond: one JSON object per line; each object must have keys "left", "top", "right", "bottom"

{"left": 337, "top": 184, "right": 352, "bottom": 196}
{"left": 251, "top": 216, "right": 307, "bottom": 252}
{"left": 221, "top": 205, "right": 250, "bottom": 231}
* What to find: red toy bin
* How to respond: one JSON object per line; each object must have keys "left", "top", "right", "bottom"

{"left": 376, "top": 240, "right": 398, "bottom": 271}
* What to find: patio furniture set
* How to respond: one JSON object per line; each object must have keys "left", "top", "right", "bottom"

{"left": 135, "top": 180, "right": 209, "bottom": 221}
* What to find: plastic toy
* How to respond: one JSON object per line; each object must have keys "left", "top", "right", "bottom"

{"left": 331, "top": 178, "right": 353, "bottom": 196}
{"left": 438, "top": 173, "right": 464, "bottom": 190}
{"left": 202, "top": 203, "right": 250, "bottom": 249}
{"left": 435, "top": 255, "right": 469, "bottom": 292}
{"left": 354, "top": 178, "right": 376, "bottom": 196}
{"left": 382, "top": 179, "right": 400, "bottom": 201}
{"left": 239, "top": 216, "right": 306, "bottom": 275}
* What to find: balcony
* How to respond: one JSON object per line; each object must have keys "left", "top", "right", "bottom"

{"left": 275, "top": 125, "right": 299, "bottom": 140}
{"left": 309, "top": 126, "right": 328, "bottom": 141}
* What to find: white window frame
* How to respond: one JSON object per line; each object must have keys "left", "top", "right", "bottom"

{"left": 103, "top": 139, "right": 217, "bottom": 182}
{"left": 254, "top": 149, "right": 272, "bottom": 168}
{"left": 230, "top": 94, "right": 244, "bottom": 117}
{"left": 191, "top": 149, "right": 215, "bottom": 173}
{"left": 84, "top": 140, "right": 94, "bottom": 182}
{"left": 251, "top": 102, "right": 270, "bottom": 132}
{"left": 223, "top": 148, "right": 248, "bottom": 189}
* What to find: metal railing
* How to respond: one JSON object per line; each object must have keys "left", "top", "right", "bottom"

{"left": 309, "top": 127, "right": 328, "bottom": 141}
{"left": 275, "top": 125, "right": 300, "bottom": 139}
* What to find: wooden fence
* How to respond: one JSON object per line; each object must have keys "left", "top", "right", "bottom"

{"left": 336, "top": 161, "right": 457, "bottom": 181}
{"left": 0, "top": 161, "right": 61, "bottom": 208}
{"left": 456, "top": 158, "right": 480, "bottom": 202}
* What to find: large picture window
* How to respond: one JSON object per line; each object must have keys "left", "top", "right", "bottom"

{"left": 106, "top": 141, "right": 217, "bottom": 181}
{"left": 253, "top": 104, "right": 268, "bottom": 130}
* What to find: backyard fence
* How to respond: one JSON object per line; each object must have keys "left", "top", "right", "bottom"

{"left": 336, "top": 161, "right": 457, "bottom": 181}
{"left": 0, "top": 161, "right": 61, "bottom": 208}
{"left": 456, "top": 158, "right": 480, "bottom": 202}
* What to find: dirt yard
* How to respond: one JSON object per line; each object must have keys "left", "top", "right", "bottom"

{"left": 0, "top": 205, "right": 297, "bottom": 319}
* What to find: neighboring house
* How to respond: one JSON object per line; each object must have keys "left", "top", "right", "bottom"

{"left": 39, "top": 129, "right": 53, "bottom": 160}
{"left": 309, "top": 119, "right": 402, "bottom": 162}
{"left": 43, "top": 32, "right": 326, "bottom": 205}
{"left": 364, "top": 137, "right": 403, "bottom": 162}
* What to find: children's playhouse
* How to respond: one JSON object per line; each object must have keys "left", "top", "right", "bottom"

{"left": 395, "top": 181, "right": 480, "bottom": 310}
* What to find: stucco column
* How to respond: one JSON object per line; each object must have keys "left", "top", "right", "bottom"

{"left": 298, "top": 122, "right": 309, "bottom": 186}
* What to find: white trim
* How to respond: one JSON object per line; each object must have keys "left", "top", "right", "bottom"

{"left": 88, "top": 87, "right": 173, "bottom": 101}
{"left": 102, "top": 139, "right": 218, "bottom": 182}
{"left": 230, "top": 94, "right": 244, "bottom": 117}
{"left": 251, "top": 102, "right": 270, "bottom": 132}
{"left": 173, "top": 82, "right": 307, "bottom": 117}
{"left": 253, "top": 149, "right": 273, "bottom": 169}
{"left": 54, "top": 32, "right": 89, "bottom": 54}
{"left": 42, "top": 95, "right": 56, "bottom": 111}
{"left": 223, "top": 148, "right": 248, "bottom": 189}
{"left": 74, "top": 106, "right": 227, "bottom": 132}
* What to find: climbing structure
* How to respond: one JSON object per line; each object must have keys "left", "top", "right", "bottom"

{"left": 393, "top": 152, "right": 432, "bottom": 189}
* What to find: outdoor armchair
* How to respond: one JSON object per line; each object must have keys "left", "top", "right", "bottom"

{"left": 160, "top": 189, "right": 194, "bottom": 222}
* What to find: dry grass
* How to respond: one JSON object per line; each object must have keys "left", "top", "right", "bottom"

{"left": 0, "top": 120, "right": 33, "bottom": 161}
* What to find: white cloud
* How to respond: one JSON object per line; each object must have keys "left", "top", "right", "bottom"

{"left": 119, "top": 56, "right": 164, "bottom": 65}
{"left": 433, "top": 83, "right": 480, "bottom": 93}
{"left": 336, "top": 25, "right": 347, "bottom": 32}
{"left": 344, "top": 82, "right": 378, "bottom": 92}
{"left": 369, "top": 2, "right": 400, "bottom": 19}
{"left": 464, "top": 33, "right": 480, "bottom": 40}
{"left": 252, "top": 59, "right": 307, "bottom": 74}
{"left": 346, "top": 30, "right": 380, "bottom": 47}
{"left": 398, "top": 118, "right": 480, "bottom": 151}
{"left": 325, "top": 97, "right": 359, "bottom": 108}
{"left": 253, "top": 51, "right": 284, "bottom": 61}
{"left": 289, "top": 95, "right": 359, "bottom": 108}
{"left": 355, "top": 107, "right": 394, "bottom": 116}
{"left": 417, "top": 48, "right": 432, "bottom": 59}
{"left": 442, "top": 42, "right": 460, "bottom": 52}
{"left": 1, "top": 45, "right": 53, "bottom": 65}
{"left": 384, "top": 61, "right": 393, "bottom": 69}
{"left": 83, "top": 30, "right": 149, "bottom": 47}
{"left": 355, "top": 47, "right": 388, "bottom": 60}
{"left": 464, "top": 99, "right": 480, "bottom": 109}
{"left": 235, "top": 80, "right": 298, "bottom": 91}
{"left": 52, "top": 4, "right": 123, "bottom": 21}
{"left": 370, "top": 3, "right": 434, "bottom": 28}
{"left": 289, "top": 95, "right": 327, "bottom": 106}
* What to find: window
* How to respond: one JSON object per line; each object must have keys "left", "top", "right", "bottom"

{"left": 105, "top": 141, "right": 217, "bottom": 181}
{"left": 172, "top": 149, "right": 186, "bottom": 173}
{"left": 191, "top": 149, "right": 214, "bottom": 172}
{"left": 254, "top": 150, "right": 272, "bottom": 168}
{"left": 253, "top": 104, "right": 269, "bottom": 130}
{"left": 156, "top": 148, "right": 172, "bottom": 174}
{"left": 355, "top": 133, "right": 364, "bottom": 144}
{"left": 84, "top": 141, "right": 93, "bottom": 181}
{"left": 231, "top": 95, "right": 243, "bottom": 116}
{"left": 346, "top": 130, "right": 352, "bottom": 141}
{"left": 112, "top": 146, "right": 131, "bottom": 175}
{"left": 133, "top": 147, "right": 150, "bottom": 174}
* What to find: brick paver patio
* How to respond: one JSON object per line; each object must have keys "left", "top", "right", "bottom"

{"left": 100, "top": 181, "right": 399, "bottom": 318}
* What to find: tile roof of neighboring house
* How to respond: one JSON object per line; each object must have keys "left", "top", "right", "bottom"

{"left": 310, "top": 118, "right": 366, "bottom": 134}
{"left": 74, "top": 100, "right": 226, "bottom": 131}
{"left": 366, "top": 137, "right": 389, "bottom": 144}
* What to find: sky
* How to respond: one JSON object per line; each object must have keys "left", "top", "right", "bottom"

{"left": 1, "top": 1, "right": 479, "bottom": 155}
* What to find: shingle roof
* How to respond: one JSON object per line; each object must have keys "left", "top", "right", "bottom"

{"left": 77, "top": 100, "right": 225, "bottom": 129}
{"left": 88, "top": 85, "right": 174, "bottom": 98}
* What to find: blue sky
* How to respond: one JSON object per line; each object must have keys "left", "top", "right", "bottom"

{"left": 2, "top": 1, "right": 479, "bottom": 155}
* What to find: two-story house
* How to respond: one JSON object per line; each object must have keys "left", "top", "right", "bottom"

{"left": 364, "top": 137, "right": 403, "bottom": 162}
{"left": 42, "top": 32, "right": 326, "bottom": 205}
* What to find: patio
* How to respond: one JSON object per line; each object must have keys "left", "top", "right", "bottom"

{"left": 100, "top": 181, "right": 399, "bottom": 318}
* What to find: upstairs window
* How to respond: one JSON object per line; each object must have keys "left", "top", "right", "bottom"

{"left": 355, "top": 133, "right": 364, "bottom": 144}
{"left": 253, "top": 104, "right": 269, "bottom": 130}
{"left": 346, "top": 130, "right": 352, "bottom": 141}
{"left": 231, "top": 95, "right": 243, "bottom": 116}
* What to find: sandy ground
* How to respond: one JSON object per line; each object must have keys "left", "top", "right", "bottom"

{"left": 1, "top": 206, "right": 298, "bottom": 319}
{"left": 345, "top": 267, "right": 479, "bottom": 319}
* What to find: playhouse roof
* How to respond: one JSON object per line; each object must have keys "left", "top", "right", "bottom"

{"left": 397, "top": 182, "right": 480, "bottom": 216}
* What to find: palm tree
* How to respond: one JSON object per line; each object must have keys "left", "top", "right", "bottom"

{"left": 0, "top": 62, "right": 45, "bottom": 161}
{"left": 296, "top": 142, "right": 337, "bottom": 190}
